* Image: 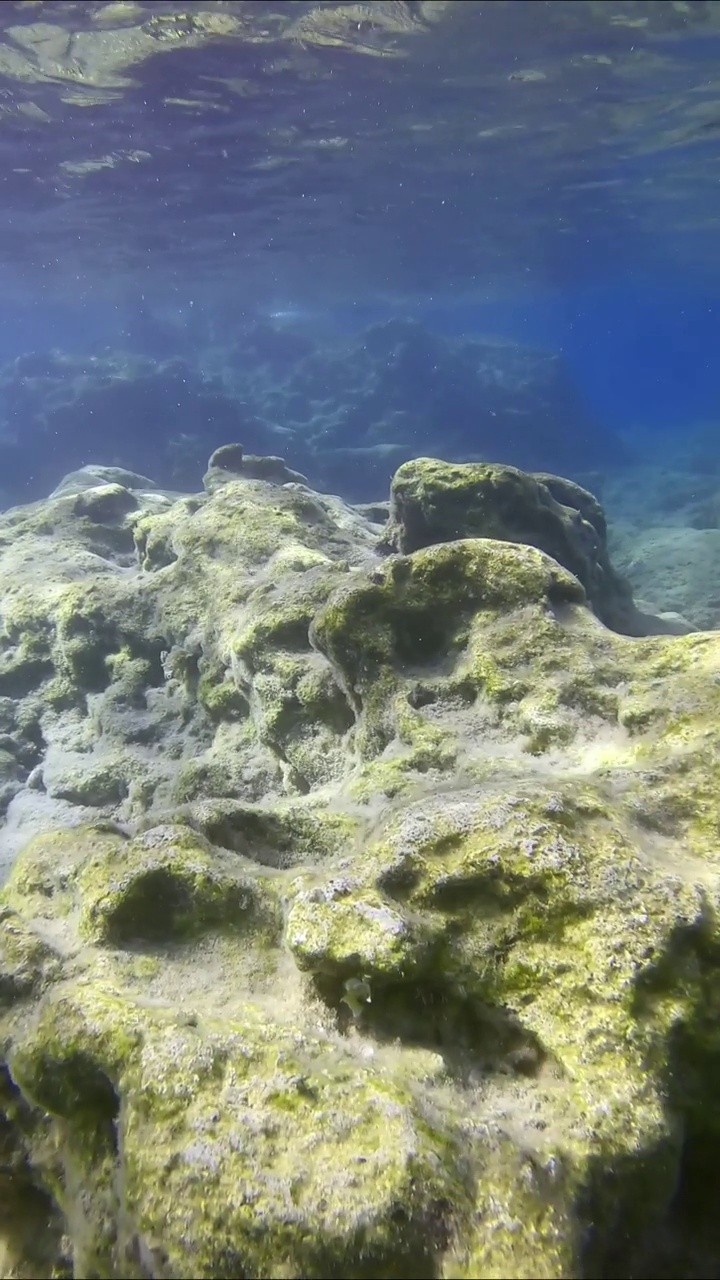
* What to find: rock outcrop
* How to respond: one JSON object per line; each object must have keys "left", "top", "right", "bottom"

{"left": 382, "top": 457, "right": 687, "bottom": 636}
{"left": 1, "top": 455, "right": 719, "bottom": 1278}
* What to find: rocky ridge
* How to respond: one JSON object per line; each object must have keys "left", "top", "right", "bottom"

{"left": 0, "top": 452, "right": 719, "bottom": 1278}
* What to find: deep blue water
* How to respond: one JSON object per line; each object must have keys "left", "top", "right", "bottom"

{"left": 424, "top": 278, "right": 720, "bottom": 435}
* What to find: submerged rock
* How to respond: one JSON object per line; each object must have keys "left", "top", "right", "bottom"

{"left": 50, "top": 464, "right": 159, "bottom": 498}
{"left": 1, "top": 457, "right": 720, "bottom": 1277}
{"left": 207, "top": 442, "right": 246, "bottom": 473}
{"left": 204, "top": 443, "right": 309, "bottom": 492}
{"left": 382, "top": 456, "right": 676, "bottom": 636}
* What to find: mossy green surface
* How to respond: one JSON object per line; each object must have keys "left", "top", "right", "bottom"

{"left": 312, "top": 537, "right": 584, "bottom": 762}
{"left": 382, "top": 456, "right": 639, "bottom": 633}
{"left": 77, "top": 824, "right": 282, "bottom": 946}
{"left": 384, "top": 457, "right": 584, "bottom": 554}
{"left": 7, "top": 986, "right": 469, "bottom": 1279}
{"left": 2, "top": 464, "right": 720, "bottom": 1275}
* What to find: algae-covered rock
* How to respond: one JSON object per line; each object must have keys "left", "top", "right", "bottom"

{"left": 381, "top": 456, "right": 665, "bottom": 636}
{"left": 8, "top": 987, "right": 465, "bottom": 1280}
{"left": 0, "top": 467, "right": 377, "bottom": 878}
{"left": 76, "top": 823, "right": 282, "bottom": 947}
{"left": 2, "top": 457, "right": 720, "bottom": 1277}
{"left": 71, "top": 483, "right": 138, "bottom": 524}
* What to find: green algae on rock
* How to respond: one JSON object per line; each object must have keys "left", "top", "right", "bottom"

{"left": 77, "top": 824, "right": 282, "bottom": 947}
{"left": 8, "top": 985, "right": 467, "bottom": 1280}
{"left": 381, "top": 456, "right": 676, "bottom": 637}
{"left": 1, "top": 456, "right": 720, "bottom": 1277}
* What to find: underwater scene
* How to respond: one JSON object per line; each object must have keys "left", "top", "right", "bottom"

{"left": 2, "top": 2, "right": 720, "bottom": 1278}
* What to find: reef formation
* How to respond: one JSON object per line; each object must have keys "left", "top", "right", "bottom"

{"left": 1, "top": 452, "right": 719, "bottom": 1279}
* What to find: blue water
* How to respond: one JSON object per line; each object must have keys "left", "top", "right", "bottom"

{"left": 1, "top": 275, "right": 717, "bottom": 445}
{"left": 0, "top": 0, "right": 719, "bottom": 498}
{"left": 423, "top": 278, "right": 720, "bottom": 434}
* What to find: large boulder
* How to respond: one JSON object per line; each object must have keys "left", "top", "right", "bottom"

{"left": 1, "top": 456, "right": 720, "bottom": 1278}
{"left": 381, "top": 456, "right": 682, "bottom": 637}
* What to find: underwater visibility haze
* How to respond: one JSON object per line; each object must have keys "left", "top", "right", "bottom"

{"left": 3, "top": 3, "right": 720, "bottom": 1279}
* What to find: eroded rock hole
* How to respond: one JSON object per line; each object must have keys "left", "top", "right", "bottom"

{"left": 315, "top": 973, "right": 550, "bottom": 1085}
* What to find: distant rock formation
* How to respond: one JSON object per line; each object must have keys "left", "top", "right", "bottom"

{"left": 0, "top": 321, "right": 627, "bottom": 507}
{"left": 251, "top": 319, "right": 628, "bottom": 498}
{"left": 0, "top": 351, "right": 285, "bottom": 504}
{"left": 381, "top": 457, "right": 688, "bottom": 637}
